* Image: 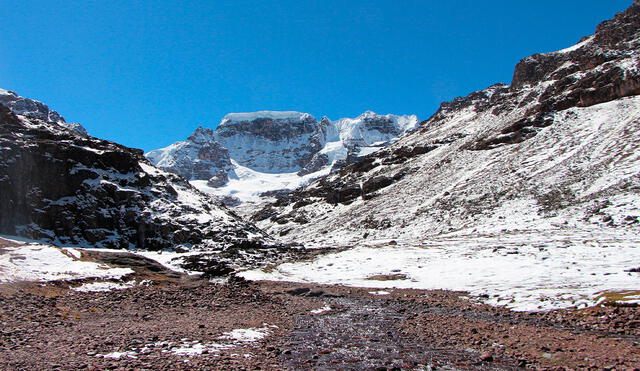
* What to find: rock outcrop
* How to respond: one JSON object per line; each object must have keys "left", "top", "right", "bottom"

{"left": 146, "top": 126, "right": 234, "bottom": 184}
{"left": 0, "top": 104, "right": 277, "bottom": 251}
{"left": 0, "top": 88, "right": 88, "bottom": 136}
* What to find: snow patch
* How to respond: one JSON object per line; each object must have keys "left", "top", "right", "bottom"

{"left": 555, "top": 36, "right": 594, "bottom": 54}
{"left": 219, "top": 325, "right": 275, "bottom": 342}
{"left": 0, "top": 242, "right": 134, "bottom": 283}
{"left": 310, "top": 305, "right": 332, "bottom": 314}
{"left": 369, "top": 290, "right": 391, "bottom": 296}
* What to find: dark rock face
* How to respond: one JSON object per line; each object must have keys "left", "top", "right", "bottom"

{"left": 215, "top": 114, "right": 326, "bottom": 173}
{"left": 0, "top": 105, "right": 276, "bottom": 251}
{"left": 0, "top": 89, "right": 88, "bottom": 135}
{"left": 511, "top": 3, "right": 640, "bottom": 111}
{"left": 217, "top": 114, "right": 318, "bottom": 142}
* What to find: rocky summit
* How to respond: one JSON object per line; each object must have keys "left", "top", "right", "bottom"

{"left": 146, "top": 110, "right": 418, "bottom": 205}
{"left": 0, "top": 88, "right": 88, "bottom": 136}
{"left": 0, "top": 104, "right": 277, "bottom": 252}
{"left": 254, "top": 1, "right": 640, "bottom": 247}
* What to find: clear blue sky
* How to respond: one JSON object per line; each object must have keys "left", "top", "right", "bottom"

{"left": 0, "top": 0, "right": 632, "bottom": 151}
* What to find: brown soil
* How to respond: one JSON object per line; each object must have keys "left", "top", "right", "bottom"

{"left": 1, "top": 277, "right": 639, "bottom": 370}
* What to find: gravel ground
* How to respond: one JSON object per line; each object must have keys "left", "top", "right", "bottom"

{"left": 1, "top": 245, "right": 639, "bottom": 370}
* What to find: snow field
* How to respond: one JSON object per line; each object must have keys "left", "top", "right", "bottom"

{"left": 240, "top": 230, "right": 640, "bottom": 312}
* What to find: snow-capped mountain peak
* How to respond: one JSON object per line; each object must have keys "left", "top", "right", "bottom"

{"left": 147, "top": 110, "right": 419, "bottom": 205}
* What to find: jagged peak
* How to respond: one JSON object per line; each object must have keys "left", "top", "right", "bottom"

{"left": 187, "top": 125, "right": 216, "bottom": 144}
{"left": 0, "top": 88, "right": 90, "bottom": 136}
{"left": 0, "top": 88, "right": 66, "bottom": 123}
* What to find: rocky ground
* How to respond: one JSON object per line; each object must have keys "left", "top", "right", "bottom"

{"left": 1, "top": 259, "right": 640, "bottom": 370}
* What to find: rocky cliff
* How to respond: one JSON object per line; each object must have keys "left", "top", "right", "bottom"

{"left": 254, "top": 1, "right": 640, "bottom": 246}
{"left": 0, "top": 104, "right": 277, "bottom": 251}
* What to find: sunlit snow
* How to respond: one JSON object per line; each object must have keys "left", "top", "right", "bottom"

{"left": 241, "top": 230, "right": 640, "bottom": 312}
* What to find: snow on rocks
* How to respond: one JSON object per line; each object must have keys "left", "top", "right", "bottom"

{"left": 94, "top": 325, "right": 277, "bottom": 360}
{"left": 240, "top": 230, "right": 640, "bottom": 312}
{"left": 72, "top": 280, "right": 151, "bottom": 292}
{"left": 0, "top": 88, "right": 88, "bottom": 135}
{"left": 0, "top": 105, "right": 277, "bottom": 252}
{"left": 97, "top": 351, "right": 138, "bottom": 360}
{"left": 146, "top": 110, "right": 418, "bottom": 206}
{"left": 0, "top": 239, "right": 133, "bottom": 283}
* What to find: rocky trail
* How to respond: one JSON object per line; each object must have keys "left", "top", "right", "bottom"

{"left": 1, "top": 267, "right": 639, "bottom": 370}
{"left": 276, "top": 292, "right": 513, "bottom": 370}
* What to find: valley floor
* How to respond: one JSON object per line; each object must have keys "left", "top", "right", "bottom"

{"left": 1, "top": 276, "right": 639, "bottom": 369}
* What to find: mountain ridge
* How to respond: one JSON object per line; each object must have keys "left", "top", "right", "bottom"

{"left": 253, "top": 1, "right": 640, "bottom": 247}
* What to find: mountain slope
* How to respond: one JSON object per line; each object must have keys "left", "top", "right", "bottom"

{"left": 0, "top": 104, "right": 276, "bottom": 251}
{"left": 254, "top": 1, "right": 640, "bottom": 247}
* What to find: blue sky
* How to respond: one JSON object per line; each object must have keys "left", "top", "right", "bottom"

{"left": 0, "top": 0, "right": 632, "bottom": 151}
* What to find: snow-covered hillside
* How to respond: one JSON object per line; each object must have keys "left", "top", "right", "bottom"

{"left": 146, "top": 111, "right": 418, "bottom": 205}
{"left": 254, "top": 1, "right": 640, "bottom": 246}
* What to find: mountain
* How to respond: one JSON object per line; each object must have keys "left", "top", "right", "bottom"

{"left": 252, "top": 1, "right": 640, "bottom": 246}
{"left": 146, "top": 110, "right": 418, "bottom": 205}
{"left": 0, "top": 88, "right": 88, "bottom": 136}
{"left": 0, "top": 102, "right": 278, "bottom": 252}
